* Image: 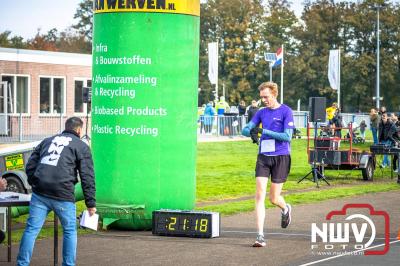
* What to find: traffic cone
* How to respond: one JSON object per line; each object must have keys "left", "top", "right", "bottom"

{"left": 398, "top": 228, "right": 400, "bottom": 240}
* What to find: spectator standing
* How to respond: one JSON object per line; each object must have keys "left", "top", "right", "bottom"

{"left": 228, "top": 105, "right": 239, "bottom": 136}
{"left": 392, "top": 112, "right": 400, "bottom": 128}
{"left": 370, "top": 108, "right": 379, "bottom": 144}
{"left": 198, "top": 104, "right": 206, "bottom": 134}
{"left": 216, "top": 96, "right": 230, "bottom": 135}
{"left": 391, "top": 113, "right": 400, "bottom": 173}
{"left": 17, "top": 117, "right": 96, "bottom": 266}
{"left": 379, "top": 106, "right": 387, "bottom": 115}
{"left": 378, "top": 112, "right": 397, "bottom": 168}
{"left": 359, "top": 120, "right": 367, "bottom": 141}
{"left": 326, "top": 102, "right": 338, "bottom": 125}
{"left": 246, "top": 100, "right": 259, "bottom": 122}
{"left": 215, "top": 96, "right": 230, "bottom": 115}
{"left": 331, "top": 109, "right": 344, "bottom": 138}
{"left": 238, "top": 100, "right": 247, "bottom": 132}
{"left": 203, "top": 102, "right": 215, "bottom": 134}
{"left": 238, "top": 100, "right": 246, "bottom": 116}
{"left": 390, "top": 112, "right": 398, "bottom": 124}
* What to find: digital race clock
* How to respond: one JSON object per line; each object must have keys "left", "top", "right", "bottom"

{"left": 152, "top": 210, "right": 220, "bottom": 238}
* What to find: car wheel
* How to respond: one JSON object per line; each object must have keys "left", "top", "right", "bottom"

{"left": 362, "top": 159, "right": 374, "bottom": 181}
{"left": 4, "top": 175, "right": 26, "bottom": 193}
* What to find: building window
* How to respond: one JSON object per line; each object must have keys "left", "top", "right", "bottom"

{"left": 40, "top": 77, "right": 65, "bottom": 114}
{"left": 0, "top": 75, "right": 30, "bottom": 114}
{"left": 40, "top": 78, "right": 50, "bottom": 113}
{"left": 74, "top": 79, "right": 91, "bottom": 113}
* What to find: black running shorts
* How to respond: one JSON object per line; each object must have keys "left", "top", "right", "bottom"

{"left": 255, "top": 154, "right": 291, "bottom": 183}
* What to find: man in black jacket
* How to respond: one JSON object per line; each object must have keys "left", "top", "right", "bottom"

{"left": 17, "top": 117, "right": 96, "bottom": 266}
{"left": 246, "top": 100, "right": 259, "bottom": 122}
{"left": 390, "top": 113, "right": 400, "bottom": 175}
{"left": 378, "top": 112, "right": 398, "bottom": 168}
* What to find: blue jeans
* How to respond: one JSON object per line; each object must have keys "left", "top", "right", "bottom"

{"left": 371, "top": 127, "right": 378, "bottom": 144}
{"left": 17, "top": 193, "right": 77, "bottom": 266}
{"left": 382, "top": 140, "right": 392, "bottom": 167}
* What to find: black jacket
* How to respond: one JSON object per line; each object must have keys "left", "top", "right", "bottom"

{"left": 238, "top": 105, "right": 246, "bottom": 116}
{"left": 247, "top": 106, "right": 259, "bottom": 122}
{"left": 378, "top": 120, "right": 397, "bottom": 143}
{"left": 395, "top": 121, "right": 400, "bottom": 140}
{"left": 26, "top": 130, "right": 96, "bottom": 208}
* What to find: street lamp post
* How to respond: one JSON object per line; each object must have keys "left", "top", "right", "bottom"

{"left": 269, "top": 63, "right": 273, "bottom": 82}
{"left": 264, "top": 52, "right": 276, "bottom": 82}
{"left": 376, "top": 4, "right": 380, "bottom": 109}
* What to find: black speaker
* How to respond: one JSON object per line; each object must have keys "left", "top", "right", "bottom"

{"left": 315, "top": 137, "right": 339, "bottom": 150}
{"left": 309, "top": 97, "right": 326, "bottom": 122}
{"left": 309, "top": 150, "right": 341, "bottom": 165}
{"left": 83, "top": 87, "right": 92, "bottom": 103}
{"left": 316, "top": 138, "right": 333, "bottom": 149}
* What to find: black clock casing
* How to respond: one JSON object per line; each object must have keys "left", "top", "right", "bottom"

{"left": 152, "top": 210, "right": 220, "bottom": 238}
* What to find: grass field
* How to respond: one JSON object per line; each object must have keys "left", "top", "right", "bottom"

{"left": 6, "top": 137, "right": 400, "bottom": 243}
{"left": 196, "top": 138, "right": 395, "bottom": 202}
{"left": 195, "top": 138, "right": 400, "bottom": 214}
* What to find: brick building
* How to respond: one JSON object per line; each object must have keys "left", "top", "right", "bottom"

{"left": 0, "top": 47, "right": 92, "bottom": 139}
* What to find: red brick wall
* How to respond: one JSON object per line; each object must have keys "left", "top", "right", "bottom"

{"left": 0, "top": 60, "right": 91, "bottom": 138}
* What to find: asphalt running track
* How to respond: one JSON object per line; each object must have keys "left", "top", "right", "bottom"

{"left": 1, "top": 190, "right": 399, "bottom": 266}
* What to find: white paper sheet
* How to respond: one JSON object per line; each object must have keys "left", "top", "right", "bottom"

{"left": 80, "top": 210, "right": 99, "bottom": 231}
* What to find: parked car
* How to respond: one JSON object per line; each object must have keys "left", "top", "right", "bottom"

{"left": 0, "top": 142, "right": 40, "bottom": 194}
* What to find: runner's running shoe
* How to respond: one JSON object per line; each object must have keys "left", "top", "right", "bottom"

{"left": 253, "top": 234, "right": 266, "bottom": 247}
{"left": 281, "top": 204, "right": 292, "bottom": 228}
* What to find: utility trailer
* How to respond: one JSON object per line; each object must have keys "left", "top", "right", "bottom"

{"left": 307, "top": 123, "right": 375, "bottom": 181}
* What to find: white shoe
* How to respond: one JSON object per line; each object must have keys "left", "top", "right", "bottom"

{"left": 253, "top": 234, "right": 266, "bottom": 247}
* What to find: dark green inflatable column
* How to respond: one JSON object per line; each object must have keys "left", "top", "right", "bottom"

{"left": 92, "top": 0, "right": 200, "bottom": 229}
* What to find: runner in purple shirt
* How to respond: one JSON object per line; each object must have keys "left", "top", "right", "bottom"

{"left": 242, "top": 82, "right": 294, "bottom": 247}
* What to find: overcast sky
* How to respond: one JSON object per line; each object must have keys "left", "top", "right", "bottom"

{"left": 1, "top": 0, "right": 399, "bottom": 40}
{"left": 0, "top": 0, "right": 82, "bottom": 40}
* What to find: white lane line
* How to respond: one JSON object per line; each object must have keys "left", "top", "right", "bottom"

{"left": 222, "top": 230, "right": 310, "bottom": 237}
{"left": 221, "top": 230, "right": 398, "bottom": 240}
{"left": 299, "top": 239, "right": 400, "bottom": 266}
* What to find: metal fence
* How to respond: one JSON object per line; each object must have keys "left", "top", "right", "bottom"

{"left": 0, "top": 114, "right": 91, "bottom": 143}
{"left": 199, "top": 115, "right": 247, "bottom": 136}
{"left": 0, "top": 112, "right": 372, "bottom": 143}
{"left": 197, "top": 112, "right": 371, "bottom": 137}
{"left": 291, "top": 112, "right": 370, "bottom": 128}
